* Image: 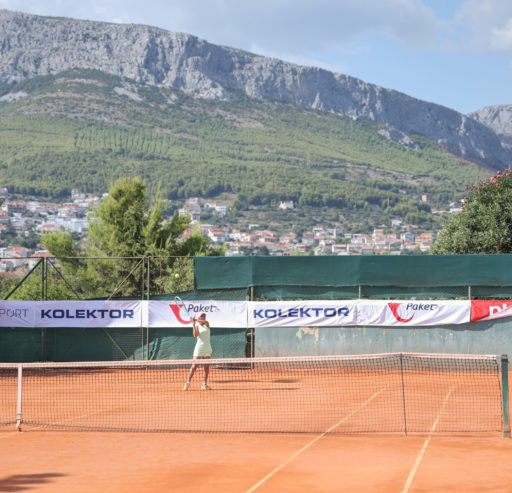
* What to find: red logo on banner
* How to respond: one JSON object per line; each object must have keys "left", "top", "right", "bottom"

{"left": 169, "top": 304, "right": 192, "bottom": 324}
{"left": 470, "top": 300, "right": 512, "bottom": 322}
{"left": 388, "top": 303, "right": 414, "bottom": 323}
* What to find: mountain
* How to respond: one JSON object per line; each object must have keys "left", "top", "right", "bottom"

{"left": 0, "top": 68, "right": 487, "bottom": 234}
{"left": 0, "top": 9, "right": 510, "bottom": 171}
{"left": 469, "top": 105, "right": 512, "bottom": 148}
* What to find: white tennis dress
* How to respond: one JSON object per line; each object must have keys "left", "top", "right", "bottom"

{"left": 193, "top": 322, "right": 212, "bottom": 357}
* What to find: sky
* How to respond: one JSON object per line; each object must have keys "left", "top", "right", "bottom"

{"left": 0, "top": 0, "right": 511, "bottom": 114}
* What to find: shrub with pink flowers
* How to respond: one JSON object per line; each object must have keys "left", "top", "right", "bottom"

{"left": 432, "top": 169, "right": 512, "bottom": 253}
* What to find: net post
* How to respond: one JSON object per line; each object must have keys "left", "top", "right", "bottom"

{"left": 16, "top": 364, "right": 23, "bottom": 431}
{"left": 399, "top": 353, "right": 408, "bottom": 436}
{"left": 501, "top": 354, "right": 510, "bottom": 438}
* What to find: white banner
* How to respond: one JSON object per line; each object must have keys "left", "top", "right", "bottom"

{"left": 150, "top": 300, "right": 247, "bottom": 328}
{"left": 248, "top": 301, "right": 358, "bottom": 327}
{"left": 0, "top": 301, "right": 35, "bottom": 327}
{"left": 357, "top": 300, "right": 471, "bottom": 326}
{"left": 0, "top": 299, "right": 473, "bottom": 328}
{"left": 34, "top": 300, "right": 142, "bottom": 328}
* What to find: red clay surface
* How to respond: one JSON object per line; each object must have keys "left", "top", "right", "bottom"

{"left": 1, "top": 362, "right": 510, "bottom": 490}
{"left": 1, "top": 430, "right": 512, "bottom": 492}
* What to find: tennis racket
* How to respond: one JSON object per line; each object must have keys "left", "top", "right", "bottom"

{"left": 174, "top": 296, "right": 194, "bottom": 321}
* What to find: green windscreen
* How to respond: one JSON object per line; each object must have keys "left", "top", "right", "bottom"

{"left": 0, "top": 326, "right": 247, "bottom": 363}
{"left": 194, "top": 255, "right": 512, "bottom": 299}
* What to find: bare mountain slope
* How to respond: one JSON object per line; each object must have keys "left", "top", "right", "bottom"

{"left": 469, "top": 105, "right": 512, "bottom": 147}
{"left": 0, "top": 9, "right": 510, "bottom": 170}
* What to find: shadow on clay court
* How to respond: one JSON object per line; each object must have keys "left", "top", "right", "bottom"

{"left": 0, "top": 473, "right": 66, "bottom": 492}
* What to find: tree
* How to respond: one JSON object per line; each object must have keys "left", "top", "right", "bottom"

{"left": 37, "top": 176, "right": 223, "bottom": 299}
{"left": 2, "top": 259, "right": 75, "bottom": 301}
{"left": 432, "top": 170, "right": 512, "bottom": 254}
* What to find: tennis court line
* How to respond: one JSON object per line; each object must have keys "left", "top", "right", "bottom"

{"left": 245, "top": 387, "right": 386, "bottom": 493}
{"left": 401, "top": 386, "right": 454, "bottom": 493}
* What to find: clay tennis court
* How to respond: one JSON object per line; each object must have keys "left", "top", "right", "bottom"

{"left": 1, "top": 430, "right": 512, "bottom": 492}
{"left": 1, "top": 355, "right": 511, "bottom": 491}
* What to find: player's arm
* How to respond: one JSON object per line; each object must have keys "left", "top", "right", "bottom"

{"left": 192, "top": 318, "right": 199, "bottom": 337}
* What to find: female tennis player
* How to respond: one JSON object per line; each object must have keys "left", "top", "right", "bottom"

{"left": 183, "top": 313, "right": 212, "bottom": 390}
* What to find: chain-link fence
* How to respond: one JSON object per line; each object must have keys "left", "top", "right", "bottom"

{"left": 0, "top": 255, "right": 196, "bottom": 300}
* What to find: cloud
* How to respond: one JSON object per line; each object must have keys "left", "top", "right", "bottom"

{"left": 491, "top": 19, "right": 512, "bottom": 51}
{"left": 454, "top": 0, "right": 512, "bottom": 52}
{"left": 0, "top": 0, "right": 21, "bottom": 7}
{"left": 153, "top": 0, "right": 440, "bottom": 53}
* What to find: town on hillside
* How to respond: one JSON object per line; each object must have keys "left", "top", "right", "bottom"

{"left": 0, "top": 188, "right": 459, "bottom": 274}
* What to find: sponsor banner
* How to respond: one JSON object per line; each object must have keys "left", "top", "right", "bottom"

{"left": 0, "top": 301, "right": 35, "bottom": 327}
{"left": 358, "top": 300, "right": 470, "bottom": 326}
{"left": 150, "top": 300, "right": 247, "bottom": 328}
{"left": 0, "top": 299, "right": 489, "bottom": 328}
{"left": 34, "top": 300, "right": 142, "bottom": 328}
{"left": 248, "top": 301, "right": 358, "bottom": 327}
{"left": 471, "top": 300, "right": 512, "bottom": 322}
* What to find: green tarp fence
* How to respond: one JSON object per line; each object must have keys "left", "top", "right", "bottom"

{"left": 0, "top": 326, "right": 248, "bottom": 363}
{"left": 194, "top": 255, "right": 512, "bottom": 299}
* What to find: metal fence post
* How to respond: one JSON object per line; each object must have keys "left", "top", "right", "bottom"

{"left": 41, "top": 257, "right": 46, "bottom": 361}
{"left": 147, "top": 256, "right": 150, "bottom": 361}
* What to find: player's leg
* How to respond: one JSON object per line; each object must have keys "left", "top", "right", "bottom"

{"left": 183, "top": 361, "right": 198, "bottom": 390}
{"left": 201, "top": 357, "right": 211, "bottom": 390}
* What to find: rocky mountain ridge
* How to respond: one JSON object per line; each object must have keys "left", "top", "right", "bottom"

{"left": 469, "top": 105, "right": 512, "bottom": 147}
{"left": 0, "top": 9, "right": 510, "bottom": 170}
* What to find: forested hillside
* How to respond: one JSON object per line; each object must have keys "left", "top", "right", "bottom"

{"left": 0, "top": 69, "right": 489, "bottom": 230}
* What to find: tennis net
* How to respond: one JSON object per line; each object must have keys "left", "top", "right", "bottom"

{"left": 0, "top": 353, "right": 509, "bottom": 436}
